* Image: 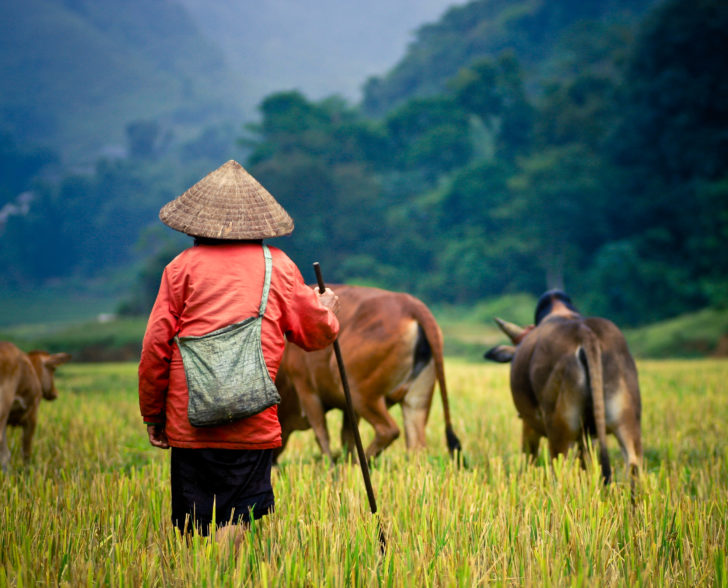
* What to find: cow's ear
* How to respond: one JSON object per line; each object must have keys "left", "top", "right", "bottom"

{"left": 484, "top": 345, "right": 515, "bottom": 363}
{"left": 45, "top": 353, "right": 71, "bottom": 367}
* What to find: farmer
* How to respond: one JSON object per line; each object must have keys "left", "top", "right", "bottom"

{"left": 138, "top": 160, "right": 340, "bottom": 540}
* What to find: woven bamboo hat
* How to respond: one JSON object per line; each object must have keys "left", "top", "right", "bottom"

{"left": 159, "top": 160, "right": 294, "bottom": 239}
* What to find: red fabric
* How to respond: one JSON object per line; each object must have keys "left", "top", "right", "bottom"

{"left": 138, "top": 242, "right": 339, "bottom": 449}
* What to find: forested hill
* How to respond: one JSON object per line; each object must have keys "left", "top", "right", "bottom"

{"left": 1, "top": 0, "right": 726, "bottom": 332}
{"left": 362, "top": 0, "right": 659, "bottom": 114}
{"left": 238, "top": 0, "right": 727, "bottom": 326}
{"left": 0, "top": 0, "right": 247, "bottom": 163}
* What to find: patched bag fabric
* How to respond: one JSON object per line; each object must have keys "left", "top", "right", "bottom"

{"left": 176, "top": 245, "right": 280, "bottom": 427}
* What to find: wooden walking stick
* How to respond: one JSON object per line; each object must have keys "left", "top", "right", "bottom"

{"left": 313, "top": 262, "right": 387, "bottom": 554}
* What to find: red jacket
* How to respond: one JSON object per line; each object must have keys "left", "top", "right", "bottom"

{"left": 138, "top": 242, "right": 339, "bottom": 449}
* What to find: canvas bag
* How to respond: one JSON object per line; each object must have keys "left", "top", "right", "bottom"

{"left": 176, "top": 245, "right": 281, "bottom": 427}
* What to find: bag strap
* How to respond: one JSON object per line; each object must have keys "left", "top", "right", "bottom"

{"left": 258, "top": 244, "right": 273, "bottom": 318}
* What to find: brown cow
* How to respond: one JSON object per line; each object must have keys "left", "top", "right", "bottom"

{"left": 275, "top": 285, "right": 461, "bottom": 462}
{"left": 484, "top": 290, "right": 642, "bottom": 485}
{"left": 0, "top": 342, "right": 71, "bottom": 470}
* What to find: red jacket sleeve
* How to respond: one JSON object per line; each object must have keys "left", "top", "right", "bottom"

{"left": 282, "top": 265, "right": 340, "bottom": 351}
{"left": 138, "top": 267, "right": 181, "bottom": 424}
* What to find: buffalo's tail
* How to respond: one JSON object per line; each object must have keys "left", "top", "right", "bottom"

{"left": 580, "top": 331, "right": 611, "bottom": 484}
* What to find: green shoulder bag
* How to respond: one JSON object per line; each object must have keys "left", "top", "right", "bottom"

{"left": 175, "top": 244, "right": 281, "bottom": 427}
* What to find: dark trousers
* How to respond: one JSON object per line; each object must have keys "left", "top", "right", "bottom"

{"left": 170, "top": 447, "right": 275, "bottom": 535}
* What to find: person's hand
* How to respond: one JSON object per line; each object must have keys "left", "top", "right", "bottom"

{"left": 314, "top": 286, "right": 340, "bottom": 314}
{"left": 147, "top": 424, "right": 170, "bottom": 449}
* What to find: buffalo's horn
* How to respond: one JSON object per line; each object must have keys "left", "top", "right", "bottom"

{"left": 494, "top": 317, "right": 526, "bottom": 343}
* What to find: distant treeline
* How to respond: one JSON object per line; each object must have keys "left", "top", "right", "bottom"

{"left": 1, "top": 0, "right": 726, "bottom": 327}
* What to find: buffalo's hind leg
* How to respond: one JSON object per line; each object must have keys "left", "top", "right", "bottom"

{"left": 613, "top": 418, "right": 642, "bottom": 501}
{"left": 521, "top": 420, "right": 542, "bottom": 462}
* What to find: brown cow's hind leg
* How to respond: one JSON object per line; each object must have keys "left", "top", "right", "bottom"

{"left": 21, "top": 412, "right": 37, "bottom": 462}
{"left": 340, "top": 410, "right": 359, "bottom": 462}
{"left": 357, "top": 396, "right": 400, "bottom": 460}
{"left": 297, "top": 391, "right": 333, "bottom": 463}
{"left": 0, "top": 395, "right": 11, "bottom": 470}
{"left": 0, "top": 424, "right": 9, "bottom": 471}
{"left": 401, "top": 361, "right": 436, "bottom": 450}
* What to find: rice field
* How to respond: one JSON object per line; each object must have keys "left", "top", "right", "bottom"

{"left": 1, "top": 359, "right": 726, "bottom": 586}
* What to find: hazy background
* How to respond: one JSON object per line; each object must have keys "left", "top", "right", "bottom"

{"left": 1, "top": 0, "right": 726, "bottom": 358}
{"left": 1, "top": 0, "right": 455, "bottom": 164}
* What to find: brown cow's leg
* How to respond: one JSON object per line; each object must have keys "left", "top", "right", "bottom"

{"left": 340, "top": 410, "right": 359, "bottom": 462}
{"left": 297, "top": 392, "right": 333, "bottom": 463}
{"left": 401, "top": 362, "right": 436, "bottom": 450}
{"left": 0, "top": 424, "right": 9, "bottom": 471}
{"left": 0, "top": 387, "right": 11, "bottom": 470}
{"left": 401, "top": 404, "right": 428, "bottom": 449}
{"left": 356, "top": 396, "right": 400, "bottom": 460}
{"left": 21, "top": 414, "right": 37, "bottom": 462}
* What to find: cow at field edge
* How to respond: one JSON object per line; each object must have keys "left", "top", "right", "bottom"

{"left": 275, "top": 285, "right": 462, "bottom": 462}
{"left": 484, "top": 290, "right": 642, "bottom": 485}
{"left": 0, "top": 342, "right": 71, "bottom": 470}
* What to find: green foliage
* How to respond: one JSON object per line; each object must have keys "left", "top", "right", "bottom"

{"left": 623, "top": 307, "right": 728, "bottom": 358}
{"left": 0, "top": 150, "right": 208, "bottom": 287}
{"left": 117, "top": 240, "right": 186, "bottom": 317}
{"left": 385, "top": 96, "right": 472, "bottom": 176}
{"left": 591, "top": 0, "right": 728, "bottom": 321}
{"left": 507, "top": 144, "right": 611, "bottom": 291}
{"left": 615, "top": 0, "right": 728, "bottom": 183}
{"left": 229, "top": 0, "right": 727, "bottom": 325}
{"left": 450, "top": 53, "right": 534, "bottom": 159}
{"left": 0, "top": 317, "right": 146, "bottom": 361}
{"left": 470, "top": 293, "right": 538, "bottom": 326}
{"left": 0, "top": 132, "right": 57, "bottom": 205}
{"left": 362, "top": 0, "right": 658, "bottom": 115}
{"left": 0, "top": 283, "right": 119, "bottom": 328}
{"left": 582, "top": 235, "right": 707, "bottom": 327}
{"left": 242, "top": 92, "right": 391, "bottom": 282}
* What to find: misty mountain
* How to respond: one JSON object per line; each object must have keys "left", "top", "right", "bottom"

{"left": 178, "top": 0, "right": 456, "bottom": 105}
{"left": 1, "top": 0, "right": 456, "bottom": 165}
{"left": 0, "top": 0, "right": 249, "bottom": 164}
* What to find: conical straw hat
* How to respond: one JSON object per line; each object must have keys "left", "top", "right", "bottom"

{"left": 159, "top": 160, "right": 294, "bottom": 239}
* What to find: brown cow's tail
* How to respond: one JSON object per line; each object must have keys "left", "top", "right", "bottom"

{"left": 408, "top": 297, "right": 463, "bottom": 463}
{"left": 580, "top": 331, "right": 611, "bottom": 484}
